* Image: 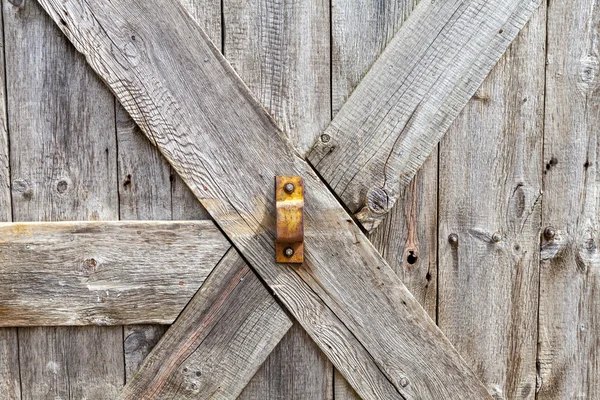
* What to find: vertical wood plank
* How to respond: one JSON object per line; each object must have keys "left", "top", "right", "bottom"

{"left": 538, "top": 1, "right": 600, "bottom": 398}
{"left": 3, "top": 0, "right": 123, "bottom": 397}
{"left": 119, "top": 0, "right": 219, "bottom": 380}
{"left": 223, "top": 0, "right": 330, "bottom": 156}
{"left": 330, "top": 1, "right": 425, "bottom": 398}
{"left": 0, "top": 2, "right": 20, "bottom": 397}
{"left": 437, "top": 5, "right": 546, "bottom": 399}
{"left": 223, "top": 0, "right": 332, "bottom": 398}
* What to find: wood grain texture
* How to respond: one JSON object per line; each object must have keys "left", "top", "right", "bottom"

{"left": 538, "top": 0, "right": 600, "bottom": 398}
{"left": 4, "top": 0, "right": 123, "bottom": 397}
{"left": 437, "top": 5, "right": 546, "bottom": 399}
{"left": 223, "top": 0, "right": 330, "bottom": 155}
{"left": 0, "top": 220, "right": 229, "bottom": 326}
{"left": 120, "top": 0, "right": 216, "bottom": 381}
{"left": 308, "top": 0, "right": 543, "bottom": 232}
{"left": 118, "top": 0, "right": 218, "bottom": 379}
{"left": 330, "top": 1, "right": 436, "bottom": 397}
{"left": 120, "top": 248, "right": 293, "bottom": 400}
{"left": 224, "top": 1, "right": 332, "bottom": 397}
{"left": 0, "top": 3, "right": 20, "bottom": 395}
{"left": 36, "top": 0, "right": 492, "bottom": 397}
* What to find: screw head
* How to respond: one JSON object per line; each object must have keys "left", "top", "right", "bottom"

{"left": 399, "top": 377, "right": 409, "bottom": 387}
{"left": 321, "top": 134, "right": 330, "bottom": 143}
{"left": 544, "top": 226, "right": 556, "bottom": 240}
{"left": 284, "top": 183, "right": 295, "bottom": 194}
{"left": 284, "top": 247, "right": 294, "bottom": 258}
{"left": 448, "top": 233, "right": 459, "bottom": 246}
{"left": 492, "top": 232, "right": 502, "bottom": 242}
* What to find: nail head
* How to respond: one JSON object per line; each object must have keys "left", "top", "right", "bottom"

{"left": 544, "top": 226, "right": 556, "bottom": 240}
{"left": 284, "top": 247, "right": 294, "bottom": 258}
{"left": 284, "top": 183, "right": 295, "bottom": 194}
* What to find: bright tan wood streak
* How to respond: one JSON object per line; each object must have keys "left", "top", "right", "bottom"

{"left": 0, "top": 220, "right": 229, "bottom": 326}
{"left": 35, "top": 0, "right": 492, "bottom": 398}
{"left": 308, "top": 0, "right": 543, "bottom": 232}
{"left": 438, "top": 4, "right": 546, "bottom": 399}
{"left": 120, "top": 249, "right": 293, "bottom": 400}
{"left": 538, "top": 0, "right": 600, "bottom": 398}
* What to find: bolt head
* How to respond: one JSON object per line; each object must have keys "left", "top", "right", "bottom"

{"left": 448, "top": 233, "right": 459, "bottom": 246}
{"left": 321, "top": 134, "right": 330, "bottom": 143}
{"left": 544, "top": 226, "right": 556, "bottom": 240}
{"left": 284, "top": 183, "right": 295, "bottom": 194}
{"left": 492, "top": 232, "right": 502, "bottom": 242}
{"left": 284, "top": 247, "right": 294, "bottom": 258}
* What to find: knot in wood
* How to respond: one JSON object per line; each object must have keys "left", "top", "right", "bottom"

{"left": 366, "top": 187, "right": 391, "bottom": 214}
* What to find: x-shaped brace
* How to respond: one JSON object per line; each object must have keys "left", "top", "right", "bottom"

{"left": 31, "top": 0, "right": 542, "bottom": 398}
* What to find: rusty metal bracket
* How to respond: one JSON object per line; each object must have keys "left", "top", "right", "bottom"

{"left": 275, "top": 176, "right": 304, "bottom": 263}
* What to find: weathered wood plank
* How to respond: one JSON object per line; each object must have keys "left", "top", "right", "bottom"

{"left": 308, "top": 0, "right": 543, "bottom": 232}
{"left": 119, "top": 0, "right": 217, "bottom": 380}
{"left": 330, "top": 1, "right": 435, "bottom": 397}
{"left": 4, "top": 0, "right": 123, "bottom": 396}
{"left": 223, "top": 0, "right": 332, "bottom": 397}
{"left": 0, "top": 3, "right": 20, "bottom": 396}
{"left": 538, "top": 0, "right": 600, "bottom": 398}
{"left": 0, "top": 220, "right": 229, "bottom": 326}
{"left": 120, "top": 248, "right": 293, "bottom": 400}
{"left": 223, "top": 0, "right": 330, "bottom": 156}
{"left": 37, "top": 0, "right": 492, "bottom": 397}
{"left": 437, "top": 4, "right": 546, "bottom": 398}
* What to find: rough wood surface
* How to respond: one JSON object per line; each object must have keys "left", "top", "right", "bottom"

{"left": 224, "top": 0, "right": 332, "bottom": 397}
{"left": 118, "top": 0, "right": 216, "bottom": 380}
{"left": 120, "top": 248, "right": 293, "bottom": 400}
{"left": 36, "top": 0, "right": 493, "bottom": 397}
{"left": 538, "top": 0, "right": 600, "bottom": 398}
{"left": 437, "top": 4, "right": 546, "bottom": 399}
{"left": 4, "top": 0, "right": 124, "bottom": 397}
{"left": 0, "top": 3, "right": 21, "bottom": 395}
{"left": 0, "top": 220, "right": 229, "bottom": 326}
{"left": 330, "top": 1, "right": 435, "bottom": 397}
{"left": 308, "top": 0, "right": 543, "bottom": 232}
{"left": 223, "top": 0, "right": 330, "bottom": 156}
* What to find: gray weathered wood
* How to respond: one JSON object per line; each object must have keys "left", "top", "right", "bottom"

{"left": 37, "top": 0, "right": 493, "bottom": 397}
{"left": 120, "top": 248, "right": 293, "bottom": 400}
{"left": 308, "top": 0, "right": 543, "bottom": 232}
{"left": 223, "top": 0, "right": 330, "bottom": 156}
{"left": 4, "top": 0, "right": 123, "bottom": 396}
{"left": 538, "top": 0, "right": 600, "bottom": 397}
{"left": 0, "top": 220, "right": 229, "bottom": 326}
{"left": 119, "top": 0, "right": 217, "bottom": 380}
{"left": 0, "top": 3, "right": 20, "bottom": 395}
{"left": 437, "top": 4, "right": 546, "bottom": 398}
{"left": 223, "top": 1, "right": 333, "bottom": 397}
{"left": 331, "top": 2, "right": 436, "bottom": 398}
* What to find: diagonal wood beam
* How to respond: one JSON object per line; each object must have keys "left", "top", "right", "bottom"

{"left": 34, "top": 0, "right": 492, "bottom": 398}
{"left": 0, "top": 220, "right": 230, "bottom": 326}
{"left": 308, "top": 0, "right": 542, "bottom": 232}
{"left": 120, "top": 248, "right": 292, "bottom": 400}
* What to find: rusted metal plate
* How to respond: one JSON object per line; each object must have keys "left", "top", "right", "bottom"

{"left": 275, "top": 176, "right": 304, "bottom": 263}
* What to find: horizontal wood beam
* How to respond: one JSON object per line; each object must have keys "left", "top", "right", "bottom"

{"left": 308, "top": 0, "right": 542, "bottom": 232}
{"left": 120, "top": 248, "right": 293, "bottom": 399}
{"left": 36, "top": 0, "right": 491, "bottom": 398}
{"left": 0, "top": 220, "right": 230, "bottom": 326}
